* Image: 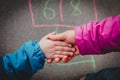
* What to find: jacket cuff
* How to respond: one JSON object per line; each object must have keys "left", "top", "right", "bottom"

{"left": 75, "top": 26, "right": 87, "bottom": 55}
{"left": 28, "top": 40, "right": 45, "bottom": 73}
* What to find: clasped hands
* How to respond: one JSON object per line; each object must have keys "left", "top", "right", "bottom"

{"left": 39, "top": 30, "right": 80, "bottom": 64}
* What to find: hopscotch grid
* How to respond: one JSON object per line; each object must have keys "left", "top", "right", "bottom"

{"left": 57, "top": 56, "right": 96, "bottom": 68}
{"left": 59, "top": 0, "right": 64, "bottom": 22}
{"left": 93, "top": 0, "right": 98, "bottom": 20}
{"left": 28, "top": 0, "right": 97, "bottom": 28}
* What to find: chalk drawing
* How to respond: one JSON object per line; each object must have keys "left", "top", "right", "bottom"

{"left": 70, "top": 0, "right": 81, "bottom": 16}
{"left": 57, "top": 56, "right": 96, "bottom": 69}
{"left": 28, "top": 0, "right": 98, "bottom": 28}
{"left": 43, "top": 0, "right": 56, "bottom": 20}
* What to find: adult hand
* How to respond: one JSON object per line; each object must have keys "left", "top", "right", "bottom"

{"left": 39, "top": 32, "right": 75, "bottom": 59}
{"left": 47, "top": 31, "right": 80, "bottom": 63}
{"left": 47, "top": 45, "right": 80, "bottom": 63}
{"left": 47, "top": 30, "right": 75, "bottom": 44}
{"left": 61, "top": 45, "right": 80, "bottom": 63}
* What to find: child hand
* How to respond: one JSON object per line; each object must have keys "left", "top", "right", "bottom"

{"left": 47, "top": 45, "right": 80, "bottom": 63}
{"left": 39, "top": 32, "right": 75, "bottom": 59}
{"left": 47, "top": 30, "right": 75, "bottom": 44}
{"left": 61, "top": 45, "right": 80, "bottom": 63}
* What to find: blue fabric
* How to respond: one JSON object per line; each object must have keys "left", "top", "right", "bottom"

{"left": 3, "top": 40, "right": 45, "bottom": 80}
{"left": 0, "top": 56, "right": 9, "bottom": 80}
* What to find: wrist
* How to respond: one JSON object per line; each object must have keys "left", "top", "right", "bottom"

{"left": 74, "top": 45, "right": 80, "bottom": 56}
{"left": 66, "top": 30, "right": 75, "bottom": 44}
{"left": 39, "top": 41, "right": 46, "bottom": 58}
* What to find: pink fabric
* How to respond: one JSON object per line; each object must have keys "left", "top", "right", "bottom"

{"left": 75, "top": 14, "right": 120, "bottom": 55}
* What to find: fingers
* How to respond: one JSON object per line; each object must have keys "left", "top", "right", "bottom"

{"left": 55, "top": 41, "right": 72, "bottom": 47}
{"left": 47, "top": 55, "right": 72, "bottom": 63}
{"left": 45, "top": 32, "right": 56, "bottom": 39}
{"left": 55, "top": 51, "right": 73, "bottom": 56}
{"left": 47, "top": 59, "right": 53, "bottom": 64}
{"left": 62, "top": 55, "right": 68, "bottom": 63}
{"left": 47, "top": 58, "right": 60, "bottom": 64}
{"left": 47, "top": 33, "right": 65, "bottom": 41}
{"left": 53, "top": 42, "right": 75, "bottom": 57}
{"left": 48, "top": 32, "right": 56, "bottom": 36}
{"left": 50, "top": 32, "right": 56, "bottom": 35}
{"left": 54, "top": 56, "right": 72, "bottom": 63}
{"left": 55, "top": 45, "right": 75, "bottom": 51}
{"left": 54, "top": 54, "right": 64, "bottom": 58}
{"left": 47, "top": 58, "right": 61, "bottom": 63}
{"left": 54, "top": 55, "right": 72, "bottom": 63}
{"left": 54, "top": 45, "right": 75, "bottom": 56}
{"left": 62, "top": 56, "right": 72, "bottom": 63}
{"left": 55, "top": 57, "right": 61, "bottom": 63}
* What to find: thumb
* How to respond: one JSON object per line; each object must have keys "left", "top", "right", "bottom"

{"left": 45, "top": 32, "right": 56, "bottom": 38}
{"left": 50, "top": 31, "right": 56, "bottom": 35}
{"left": 47, "top": 33, "right": 65, "bottom": 41}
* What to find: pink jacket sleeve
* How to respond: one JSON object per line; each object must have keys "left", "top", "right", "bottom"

{"left": 75, "top": 14, "right": 120, "bottom": 55}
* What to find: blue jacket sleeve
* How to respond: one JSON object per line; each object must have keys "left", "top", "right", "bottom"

{"left": 3, "top": 40, "right": 45, "bottom": 80}
{"left": 0, "top": 56, "right": 9, "bottom": 80}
